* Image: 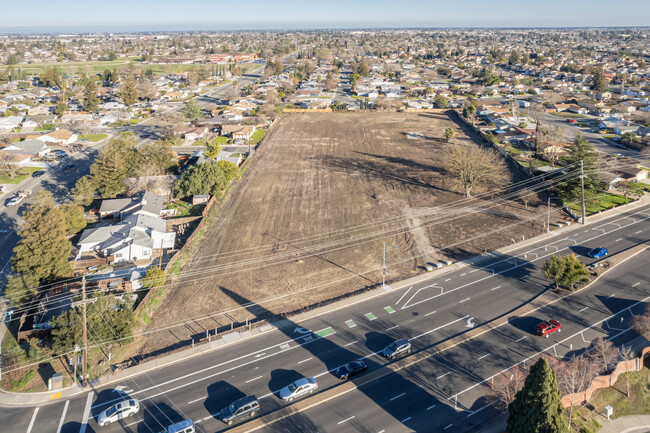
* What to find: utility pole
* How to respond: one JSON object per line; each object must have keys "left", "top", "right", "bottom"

{"left": 580, "top": 160, "right": 586, "bottom": 225}
{"left": 81, "top": 275, "right": 87, "bottom": 388}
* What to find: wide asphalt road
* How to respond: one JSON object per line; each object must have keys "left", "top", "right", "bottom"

{"left": 2, "top": 202, "right": 648, "bottom": 433}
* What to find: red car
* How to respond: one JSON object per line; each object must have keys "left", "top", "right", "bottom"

{"left": 567, "top": 119, "right": 577, "bottom": 123}
{"left": 536, "top": 320, "right": 562, "bottom": 338}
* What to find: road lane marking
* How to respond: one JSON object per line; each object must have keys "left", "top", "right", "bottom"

{"left": 425, "top": 311, "right": 437, "bottom": 316}
{"left": 478, "top": 354, "right": 490, "bottom": 360}
{"left": 386, "top": 325, "right": 399, "bottom": 331}
{"left": 344, "top": 341, "right": 358, "bottom": 347}
{"left": 401, "top": 417, "right": 411, "bottom": 422}
{"left": 298, "top": 357, "right": 313, "bottom": 364}
{"left": 411, "top": 315, "right": 469, "bottom": 340}
{"left": 56, "top": 400, "right": 69, "bottom": 433}
{"left": 514, "top": 336, "right": 526, "bottom": 343}
{"left": 437, "top": 372, "right": 450, "bottom": 379}
{"left": 345, "top": 320, "right": 356, "bottom": 328}
{"left": 365, "top": 313, "right": 377, "bottom": 321}
{"left": 188, "top": 396, "right": 205, "bottom": 405}
{"left": 26, "top": 408, "right": 39, "bottom": 433}
{"left": 445, "top": 278, "right": 451, "bottom": 281}
{"left": 426, "top": 404, "right": 436, "bottom": 410}
{"left": 490, "top": 286, "right": 501, "bottom": 291}
{"left": 384, "top": 306, "right": 396, "bottom": 314}
{"left": 390, "top": 393, "right": 406, "bottom": 401}
{"left": 444, "top": 424, "right": 454, "bottom": 430}
{"left": 633, "top": 282, "right": 640, "bottom": 287}
{"left": 461, "top": 273, "right": 467, "bottom": 276}
{"left": 246, "top": 376, "right": 263, "bottom": 383}
{"left": 338, "top": 416, "right": 355, "bottom": 424}
{"left": 616, "top": 238, "right": 623, "bottom": 242}
{"left": 396, "top": 286, "right": 412, "bottom": 305}
{"left": 80, "top": 392, "right": 94, "bottom": 433}
{"left": 607, "top": 293, "right": 616, "bottom": 299}
{"left": 459, "top": 297, "right": 470, "bottom": 303}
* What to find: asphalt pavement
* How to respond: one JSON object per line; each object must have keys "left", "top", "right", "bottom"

{"left": 1, "top": 201, "right": 648, "bottom": 433}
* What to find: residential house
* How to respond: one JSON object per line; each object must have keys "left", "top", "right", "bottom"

{"left": 1, "top": 139, "right": 51, "bottom": 159}
{"left": 181, "top": 126, "right": 208, "bottom": 141}
{"left": 221, "top": 125, "right": 256, "bottom": 141}
{"left": 0, "top": 115, "right": 24, "bottom": 132}
{"left": 35, "top": 128, "right": 78, "bottom": 146}
{"left": 98, "top": 191, "right": 166, "bottom": 219}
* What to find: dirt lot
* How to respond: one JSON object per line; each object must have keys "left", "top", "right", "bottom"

{"left": 141, "top": 112, "right": 551, "bottom": 354}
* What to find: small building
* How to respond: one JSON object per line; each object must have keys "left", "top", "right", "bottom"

{"left": 192, "top": 194, "right": 209, "bottom": 205}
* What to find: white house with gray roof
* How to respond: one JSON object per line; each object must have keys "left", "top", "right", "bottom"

{"left": 1, "top": 139, "right": 51, "bottom": 158}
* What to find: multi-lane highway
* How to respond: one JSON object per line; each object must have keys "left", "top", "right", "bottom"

{"left": 2, "top": 201, "right": 648, "bottom": 433}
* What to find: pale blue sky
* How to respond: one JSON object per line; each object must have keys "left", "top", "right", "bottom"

{"left": 1, "top": 0, "right": 649, "bottom": 32}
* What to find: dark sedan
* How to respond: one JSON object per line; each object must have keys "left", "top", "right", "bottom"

{"left": 335, "top": 360, "right": 367, "bottom": 380}
{"left": 32, "top": 170, "right": 46, "bottom": 177}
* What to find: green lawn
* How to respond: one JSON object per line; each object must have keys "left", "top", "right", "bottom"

{"left": 0, "top": 167, "right": 43, "bottom": 184}
{"left": 250, "top": 129, "right": 267, "bottom": 145}
{"left": 568, "top": 193, "right": 632, "bottom": 215}
{"left": 213, "top": 136, "right": 231, "bottom": 145}
{"left": 108, "top": 119, "right": 141, "bottom": 127}
{"left": 549, "top": 112, "right": 588, "bottom": 119}
{"left": 0, "top": 57, "right": 144, "bottom": 75}
{"left": 165, "top": 201, "right": 206, "bottom": 217}
{"left": 34, "top": 124, "right": 59, "bottom": 132}
{"left": 79, "top": 133, "right": 108, "bottom": 142}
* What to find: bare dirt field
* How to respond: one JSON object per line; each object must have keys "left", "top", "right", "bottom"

{"left": 141, "top": 112, "right": 551, "bottom": 355}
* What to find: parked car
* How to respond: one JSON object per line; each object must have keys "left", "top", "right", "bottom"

{"left": 6, "top": 196, "right": 22, "bottom": 207}
{"left": 50, "top": 149, "right": 67, "bottom": 158}
{"left": 567, "top": 119, "right": 577, "bottom": 123}
{"left": 62, "top": 163, "right": 75, "bottom": 171}
{"left": 0, "top": 185, "right": 6, "bottom": 194}
{"left": 219, "top": 395, "right": 259, "bottom": 425}
{"left": 536, "top": 320, "right": 562, "bottom": 338}
{"left": 160, "top": 419, "right": 195, "bottom": 433}
{"left": 587, "top": 247, "right": 608, "bottom": 259}
{"left": 97, "top": 399, "right": 140, "bottom": 427}
{"left": 335, "top": 360, "right": 367, "bottom": 380}
{"left": 279, "top": 377, "right": 318, "bottom": 402}
{"left": 382, "top": 339, "right": 412, "bottom": 360}
{"left": 32, "top": 170, "right": 46, "bottom": 178}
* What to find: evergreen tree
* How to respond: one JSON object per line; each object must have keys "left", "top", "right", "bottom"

{"left": 507, "top": 358, "right": 567, "bottom": 433}
{"left": 591, "top": 68, "right": 607, "bottom": 92}
{"left": 181, "top": 99, "right": 202, "bottom": 122}
{"left": 72, "top": 175, "right": 97, "bottom": 206}
{"left": 12, "top": 191, "right": 72, "bottom": 284}
{"left": 543, "top": 253, "right": 590, "bottom": 290}
{"left": 558, "top": 133, "right": 604, "bottom": 202}
{"left": 119, "top": 73, "right": 138, "bottom": 105}
{"left": 61, "top": 203, "right": 87, "bottom": 235}
{"left": 91, "top": 149, "right": 128, "bottom": 197}
{"left": 82, "top": 77, "right": 99, "bottom": 112}
{"left": 5, "top": 274, "right": 39, "bottom": 308}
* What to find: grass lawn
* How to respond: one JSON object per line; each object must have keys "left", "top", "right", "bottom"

{"left": 79, "top": 133, "right": 108, "bottom": 142}
{"left": 0, "top": 57, "right": 144, "bottom": 76}
{"left": 214, "top": 136, "right": 231, "bottom": 145}
{"left": 108, "top": 119, "right": 141, "bottom": 127}
{"left": 166, "top": 201, "right": 206, "bottom": 217}
{"left": 0, "top": 167, "right": 43, "bottom": 184}
{"left": 250, "top": 129, "right": 267, "bottom": 145}
{"left": 570, "top": 368, "right": 650, "bottom": 432}
{"left": 34, "top": 124, "right": 59, "bottom": 132}
{"left": 568, "top": 193, "right": 632, "bottom": 215}
{"left": 549, "top": 112, "right": 589, "bottom": 119}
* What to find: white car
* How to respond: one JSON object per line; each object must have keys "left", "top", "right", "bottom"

{"left": 97, "top": 399, "right": 140, "bottom": 427}
{"left": 279, "top": 377, "right": 318, "bottom": 402}
{"left": 6, "top": 195, "right": 23, "bottom": 207}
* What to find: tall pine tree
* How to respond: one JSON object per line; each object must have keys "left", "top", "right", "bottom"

{"left": 92, "top": 148, "right": 127, "bottom": 197}
{"left": 558, "top": 133, "right": 604, "bottom": 202}
{"left": 507, "top": 358, "right": 567, "bottom": 433}
{"left": 12, "top": 191, "right": 72, "bottom": 283}
{"left": 82, "top": 77, "right": 99, "bottom": 112}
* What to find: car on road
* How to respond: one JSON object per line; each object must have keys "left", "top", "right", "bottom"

{"left": 62, "top": 162, "right": 75, "bottom": 171}
{"left": 97, "top": 399, "right": 140, "bottom": 427}
{"left": 50, "top": 149, "right": 67, "bottom": 158}
{"left": 536, "top": 320, "right": 562, "bottom": 338}
{"left": 160, "top": 419, "right": 195, "bottom": 433}
{"left": 612, "top": 153, "right": 623, "bottom": 158}
{"left": 0, "top": 185, "right": 6, "bottom": 194}
{"left": 219, "top": 395, "right": 259, "bottom": 425}
{"left": 32, "top": 170, "right": 46, "bottom": 178}
{"left": 279, "top": 377, "right": 318, "bottom": 402}
{"left": 6, "top": 195, "right": 22, "bottom": 207}
{"left": 336, "top": 360, "right": 367, "bottom": 380}
{"left": 567, "top": 119, "right": 577, "bottom": 123}
{"left": 587, "top": 247, "right": 608, "bottom": 259}
{"left": 382, "top": 339, "right": 412, "bottom": 360}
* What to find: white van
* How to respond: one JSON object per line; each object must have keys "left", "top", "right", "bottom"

{"left": 161, "top": 419, "right": 195, "bottom": 433}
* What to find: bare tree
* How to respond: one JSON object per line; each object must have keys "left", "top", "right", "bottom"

{"left": 587, "top": 337, "right": 618, "bottom": 374}
{"left": 631, "top": 306, "right": 650, "bottom": 339}
{"left": 527, "top": 103, "right": 547, "bottom": 154}
{"left": 556, "top": 355, "right": 597, "bottom": 430}
{"left": 441, "top": 143, "right": 509, "bottom": 197}
{"left": 0, "top": 151, "right": 19, "bottom": 178}
{"left": 487, "top": 365, "right": 526, "bottom": 411}
{"left": 154, "top": 111, "right": 184, "bottom": 140}
{"left": 617, "top": 345, "right": 636, "bottom": 397}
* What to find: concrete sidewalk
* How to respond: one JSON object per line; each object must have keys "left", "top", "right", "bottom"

{"left": 1, "top": 195, "right": 648, "bottom": 407}
{"left": 597, "top": 415, "right": 650, "bottom": 433}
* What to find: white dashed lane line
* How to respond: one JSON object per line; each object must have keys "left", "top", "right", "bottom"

{"left": 514, "top": 336, "right": 526, "bottom": 343}
{"left": 26, "top": 408, "right": 39, "bottom": 433}
{"left": 389, "top": 393, "right": 406, "bottom": 401}
{"left": 338, "top": 416, "right": 355, "bottom": 425}
{"left": 437, "top": 372, "right": 450, "bottom": 380}
{"left": 344, "top": 340, "right": 358, "bottom": 347}
{"left": 298, "top": 357, "right": 313, "bottom": 364}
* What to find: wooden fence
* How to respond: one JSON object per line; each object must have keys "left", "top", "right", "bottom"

{"left": 282, "top": 108, "right": 333, "bottom": 113}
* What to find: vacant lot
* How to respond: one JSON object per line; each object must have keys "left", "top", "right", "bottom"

{"left": 142, "top": 112, "right": 548, "bottom": 354}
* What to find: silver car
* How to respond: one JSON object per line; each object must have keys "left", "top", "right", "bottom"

{"left": 97, "top": 399, "right": 140, "bottom": 427}
{"left": 279, "top": 377, "right": 318, "bottom": 402}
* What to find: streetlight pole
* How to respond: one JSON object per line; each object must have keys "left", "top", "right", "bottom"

{"left": 383, "top": 243, "right": 397, "bottom": 288}
{"left": 547, "top": 197, "right": 563, "bottom": 233}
